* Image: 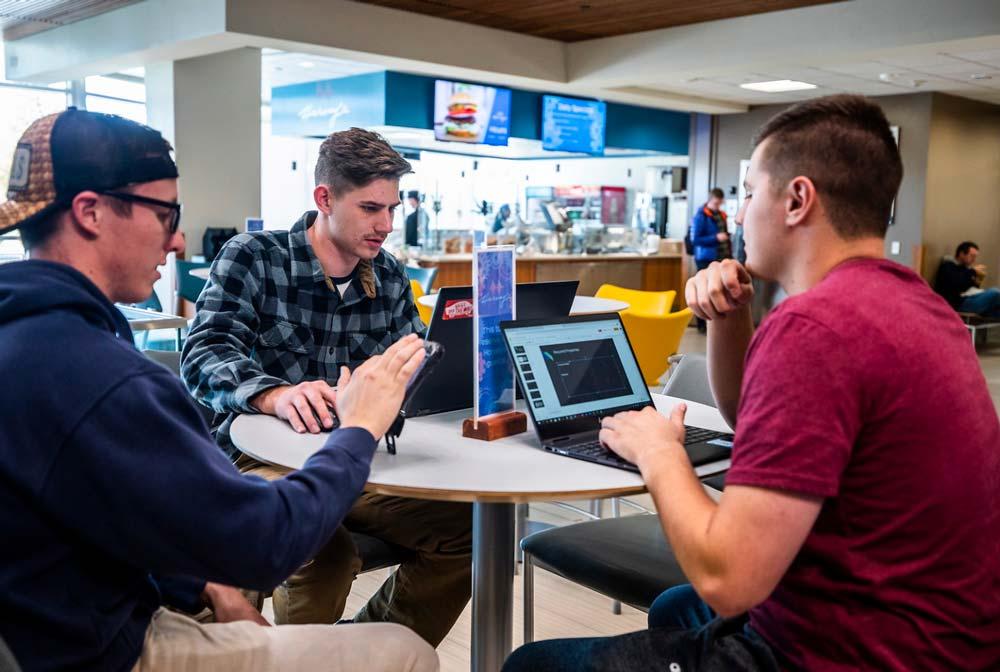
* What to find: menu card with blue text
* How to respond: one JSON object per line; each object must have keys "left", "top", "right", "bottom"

{"left": 472, "top": 246, "right": 516, "bottom": 424}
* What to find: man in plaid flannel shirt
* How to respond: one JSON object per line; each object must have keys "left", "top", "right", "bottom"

{"left": 181, "top": 128, "right": 471, "bottom": 646}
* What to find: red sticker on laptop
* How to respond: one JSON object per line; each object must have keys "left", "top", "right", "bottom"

{"left": 442, "top": 299, "right": 473, "bottom": 320}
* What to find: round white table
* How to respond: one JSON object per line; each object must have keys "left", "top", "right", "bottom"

{"left": 231, "top": 395, "right": 730, "bottom": 672}
{"left": 416, "top": 293, "right": 629, "bottom": 316}
{"left": 189, "top": 267, "right": 210, "bottom": 280}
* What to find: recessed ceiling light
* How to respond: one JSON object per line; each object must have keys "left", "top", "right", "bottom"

{"left": 739, "top": 79, "right": 817, "bottom": 93}
{"left": 879, "top": 72, "right": 926, "bottom": 87}
{"left": 299, "top": 61, "right": 315, "bottom": 69}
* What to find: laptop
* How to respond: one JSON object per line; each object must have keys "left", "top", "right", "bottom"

{"left": 500, "top": 313, "right": 734, "bottom": 473}
{"left": 407, "top": 280, "right": 579, "bottom": 417}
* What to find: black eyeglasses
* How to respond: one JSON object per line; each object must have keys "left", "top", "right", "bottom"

{"left": 99, "top": 191, "right": 182, "bottom": 234}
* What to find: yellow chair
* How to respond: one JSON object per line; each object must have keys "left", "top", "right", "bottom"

{"left": 620, "top": 308, "right": 693, "bottom": 385}
{"left": 410, "top": 279, "right": 433, "bottom": 327}
{"left": 595, "top": 284, "right": 675, "bottom": 315}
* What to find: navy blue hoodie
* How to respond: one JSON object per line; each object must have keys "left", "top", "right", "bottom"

{"left": 0, "top": 260, "right": 377, "bottom": 671}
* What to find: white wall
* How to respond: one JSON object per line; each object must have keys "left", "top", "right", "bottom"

{"left": 148, "top": 48, "right": 262, "bottom": 256}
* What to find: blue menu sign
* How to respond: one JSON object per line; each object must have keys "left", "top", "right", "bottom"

{"left": 542, "top": 95, "right": 607, "bottom": 155}
{"left": 473, "top": 246, "right": 516, "bottom": 422}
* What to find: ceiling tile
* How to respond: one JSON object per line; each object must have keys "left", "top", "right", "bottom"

{"left": 821, "top": 61, "right": 915, "bottom": 79}
{"left": 877, "top": 53, "right": 966, "bottom": 69}
{"left": 907, "top": 61, "right": 1000, "bottom": 76}
{"left": 703, "top": 73, "right": 773, "bottom": 85}
{"left": 947, "top": 48, "right": 1000, "bottom": 64}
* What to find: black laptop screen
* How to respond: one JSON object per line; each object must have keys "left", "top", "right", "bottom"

{"left": 501, "top": 314, "right": 652, "bottom": 438}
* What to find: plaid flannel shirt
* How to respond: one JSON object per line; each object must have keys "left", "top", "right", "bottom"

{"left": 181, "top": 211, "right": 424, "bottom": 458}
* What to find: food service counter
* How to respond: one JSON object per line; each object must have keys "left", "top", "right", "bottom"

{"left": 417, "top": 252, "right": 685, "bottom": 302}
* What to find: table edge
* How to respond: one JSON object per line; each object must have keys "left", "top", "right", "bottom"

{"left": 363, "top": 482, "right": 649, "bottom": 503}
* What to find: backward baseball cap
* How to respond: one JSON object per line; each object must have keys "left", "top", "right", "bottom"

{"left": 0, "top": 107, "right": 179, "bottom": 235}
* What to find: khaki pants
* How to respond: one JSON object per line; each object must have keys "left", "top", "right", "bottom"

{"left": 133, "top": 608, "right": 437, "bottom": 672}
{"left": 241, "top": 459, "right": 472, "bottom": 646}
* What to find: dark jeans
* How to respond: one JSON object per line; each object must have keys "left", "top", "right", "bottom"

{"left": 502, "top": 585, "right": 778, "bottom": 672}
{"left": 960, "top": 287, "right": 1000, "bottom": 318}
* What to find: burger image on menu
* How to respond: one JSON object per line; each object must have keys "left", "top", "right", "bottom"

{"left": 443, "top": 91, "right": 480, "bottom": 139}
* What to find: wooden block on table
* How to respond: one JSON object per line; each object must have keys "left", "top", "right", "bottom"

{"left": 462, "top": 411, "right": 527, "bottom": 441}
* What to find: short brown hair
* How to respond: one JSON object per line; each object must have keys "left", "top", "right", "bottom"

{"left": 754, "top": 94, "right": 902, "bottom": 239}
{"left": 315, "top": 127, "right": 412, "bottom": 194}
{"left": 709, "top": 188, "right": 725, "bottom": 200}
{"left": 20, "top": 186, "right": 134, "bottom": 251}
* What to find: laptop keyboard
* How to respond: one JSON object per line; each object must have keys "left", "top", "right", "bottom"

{"left": 566, "top": 425, "right": 731, "bottom": 468}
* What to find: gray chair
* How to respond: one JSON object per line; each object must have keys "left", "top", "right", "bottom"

{"left": 141, "top": 350, "right": 415, "bottom": 575}
{"left": 144, "top": 348, "right": 183, "bottom": 375}
{"left": 521, "top": 352, "right": 728, "bottom": 641}
{"left": 661, "top": 353, "right": 715, "bottom": 407}
{"left": 0, "top": 634, "right": 21, "bottom": 672}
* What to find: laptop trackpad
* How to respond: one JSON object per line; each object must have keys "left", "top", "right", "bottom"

{"left": 686, "top": 441, "right": 732, "bottom": 467}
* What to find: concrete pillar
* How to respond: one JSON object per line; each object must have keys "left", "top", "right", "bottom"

{"left": 146, "top": 47, "right": 261, "bottom": 259}
{"left": 686, "top": 112, "right": 714, "bottom": 226}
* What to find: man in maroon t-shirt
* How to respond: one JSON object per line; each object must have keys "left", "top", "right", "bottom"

{"left": 502, "top": 95, "right": 1000, "bottom": 672}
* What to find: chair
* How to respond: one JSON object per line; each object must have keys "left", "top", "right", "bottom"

{"left": 0, "top": 634, "right": 21, "bottom": 672}
{"left": 625, "top": 307, "right": 694, "bottom": 385}
{"left": 409, "top": 279, "right": 433, "bottom": 327}
{"left": 521, "top": 353, "right": 727, "bottom": 641}
{"left": 661, "top": 354, "right": 715, "bottom": 407}
{"left": 140, "top": 350, "right": 415, "bottom": 575}
{"left": 176, "top": 260, "right": 211, "bottom": 305}
{"left": 595, "top": 284, "right": 675, "bottom": 315}
{"left": 521, "top": 515, "right": 686, "bottom": 641}
{"left": 404, "top": 265, "right": 438, "bottom": 294}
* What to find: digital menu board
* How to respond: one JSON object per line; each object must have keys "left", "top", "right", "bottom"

{"left": 542, "top": 95, "right": 606, "bottom": 155}
{"left": 434, "top": 80, "right": 512, "bottom": 146}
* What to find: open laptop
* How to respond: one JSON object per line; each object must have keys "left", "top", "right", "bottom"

{"left": 407, "top": 280, "right": 579, "bottom": 417}
{"left": 500, "top": 313, "right": 734, "bottom": 473}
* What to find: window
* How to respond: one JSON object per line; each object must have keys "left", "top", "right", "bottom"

{"left": 0, "top": 81, "right": 70, "bottom": 261}
{"left": 85, "top": 74, "right": 146, "bottom": 124}
{"left": 0, "top": 81, "right": 71, "bottom": 195}
{"left": 85, "top": 95, "right": 147, "bottom": 124}
{"left": 0, "top": 72, "right": 146, "bottom": 258}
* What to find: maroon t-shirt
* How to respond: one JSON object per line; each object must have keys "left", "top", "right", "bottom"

{"left": 727, "top": 258, "right": 1000, "bottom": 670}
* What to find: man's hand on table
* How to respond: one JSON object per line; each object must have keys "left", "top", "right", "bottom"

{"left": 599, "top": 404, "right": 692, "bottom": 479}
{"left": 251, "top": 380, "right": 338, "bottom": 434}
{"left": 201, "top": 582, "right": 270, "bottom": 626}
{"left": 334, "top": 334, "right": 426, "bottom": 440}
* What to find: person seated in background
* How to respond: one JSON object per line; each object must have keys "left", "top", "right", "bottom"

{"left": 503, "top": 95, "right": 1000, "bottom": 672}
{"left": 181, "top": 127, "right": 471, "bottom": 646}
{"left": 0, "top": 109, "right": 436, "bottom": 672}
{"left": 935, "top": 241, "right": 1000, "bottom": 317}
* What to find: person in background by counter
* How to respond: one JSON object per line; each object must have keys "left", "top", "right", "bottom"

{"left": 934, "top": 241, "right": 1000, "bottom": 317}
{"left": 691, "top": 187, "right": 731, "bottom": 332}
{"left": 405, "top": 190, "right": 429, "bottom": 247}
{"left": 181, "top": 128, "right": 472, "bottom": 648}
{"left": 492, "top": 203, "right": 512, "bottom": 233}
